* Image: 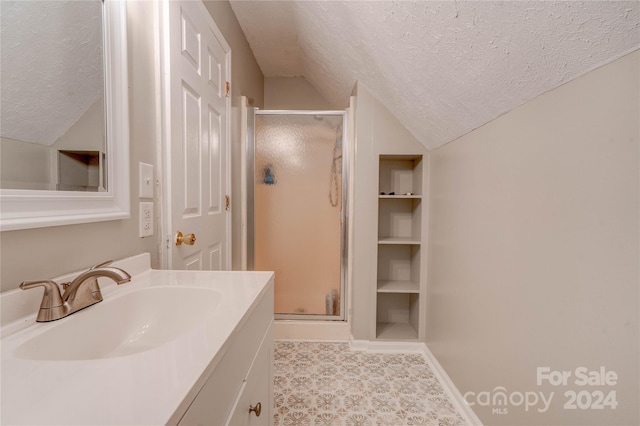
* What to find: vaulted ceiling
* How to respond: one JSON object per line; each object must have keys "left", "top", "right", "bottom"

{"left": 230, "top": 1, "right": 639, "bottom": 149}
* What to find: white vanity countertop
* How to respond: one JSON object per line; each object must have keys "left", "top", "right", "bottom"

{"left": 0, "top": 254, "right": 274, "bottom": 425}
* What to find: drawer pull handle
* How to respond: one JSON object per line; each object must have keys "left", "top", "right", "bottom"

{"left": 249, "top": 402, "right": 262, "bottom": 417}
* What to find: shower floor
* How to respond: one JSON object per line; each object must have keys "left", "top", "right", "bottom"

{"left": 273, "top": 340, "right": 467, "bottom": 425}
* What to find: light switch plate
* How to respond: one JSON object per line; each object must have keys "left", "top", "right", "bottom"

{"left": 139, "top": 162, "right": 154, "bottom": 199}
{"left": 139, "top": 202, "right": 154, "bottom": 237}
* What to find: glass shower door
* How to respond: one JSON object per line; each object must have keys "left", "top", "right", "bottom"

{"left": 252, "top": 112, "right": 345, "bottom": 319}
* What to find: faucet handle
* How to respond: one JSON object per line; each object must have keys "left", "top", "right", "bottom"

{"left": 19, "top": 280, "right": 68, "bottom": 322}
{"left": 20, "top": 280, "right": 64, "bottom": 309}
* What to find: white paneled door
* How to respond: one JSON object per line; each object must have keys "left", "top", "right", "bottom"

{"left": 160, "top": 0, "right": 231, "bottom": 270}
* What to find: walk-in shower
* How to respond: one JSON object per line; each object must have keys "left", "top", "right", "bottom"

{"left": 247, "top": 110, "right": 347, "bottom": 320}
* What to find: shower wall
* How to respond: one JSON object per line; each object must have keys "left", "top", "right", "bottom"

{"left": 254, "top": 114, "right": 343, "bottom": 316}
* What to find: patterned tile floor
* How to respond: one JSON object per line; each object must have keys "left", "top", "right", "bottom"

{"left": 273, "top": 341, "right": 467, "bottom": 425}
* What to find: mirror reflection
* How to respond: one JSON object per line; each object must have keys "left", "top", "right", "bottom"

{"left": 0, "top": 0, "right": 106, "bottom": 191}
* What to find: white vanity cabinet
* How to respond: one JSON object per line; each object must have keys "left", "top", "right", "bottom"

{"left": 178, "top": 285, "right": 274, "bottom": 426}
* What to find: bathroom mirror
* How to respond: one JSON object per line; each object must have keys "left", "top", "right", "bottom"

{"left": 0, "top": 0, "right": 130, "bottom": 231}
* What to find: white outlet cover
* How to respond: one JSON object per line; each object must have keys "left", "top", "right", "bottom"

{"left": 139, "top": 162, "right": 154, "bottom": 199}
{"left": 139, "top": 201, "right": 154, "bottom": 238}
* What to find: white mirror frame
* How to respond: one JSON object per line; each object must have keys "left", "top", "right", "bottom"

{"left": 0, "top": 0, "right": 129, "bottom": 231}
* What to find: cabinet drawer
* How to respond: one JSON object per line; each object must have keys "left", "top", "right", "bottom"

{"left": 226, "top": 324, "right": 273, "bottom": 426}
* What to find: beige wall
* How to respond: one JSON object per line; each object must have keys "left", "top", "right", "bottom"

{"left": 0, "top": 137, "right": 54, "bottom": 190}
{"left": 203, "top": 0, "right": 264, "bottom": 271}
{"left": 264, "top": 77, "right": 337, "bottom": 110}
{"left": 0, "top": 1, "right": 264, "bottom": 290}
{"left": 427, "top": 50, "right": 639, "bottom": 425}
{"left": 350, "top": 82, "right": 429, "bottom": 340}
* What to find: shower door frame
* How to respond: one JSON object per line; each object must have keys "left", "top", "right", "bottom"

{"left": 247, "top": 109, "right": 349, "bottom": 321}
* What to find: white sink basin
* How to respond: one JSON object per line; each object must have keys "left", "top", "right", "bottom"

{"left": 1, "top": 254, "right": 275, "bottom": 426}
{"left": 14, "top": 286, "right": 220, "bottom": 361}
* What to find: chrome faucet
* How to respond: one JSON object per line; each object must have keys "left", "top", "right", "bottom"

{"left": 20, "top": 261, "right": 131, "bottom": 322}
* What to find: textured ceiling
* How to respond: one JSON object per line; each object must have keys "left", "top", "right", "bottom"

{"left": 0, "top": 0, "right": 103, "bottom": 146}
{"left": 230, "top": 1, "right": 640, "bottom": 149}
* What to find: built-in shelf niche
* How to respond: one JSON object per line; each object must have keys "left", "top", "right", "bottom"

{"left": 375, "top": 154, "right": 424, "bottom": 341}
{"left": 57, "top": 150, "right": 105, "bottom": 192}
{"left": 378, "top": 197, "right": 422, "bottom": 243}
{"left": 378, "top": 155, "right": 423, "bottom": 196}
{"left": 376, "top": 293, "right": 419, "bottom": 340}
{"left": 377, "top": 245, "right": 420, "bottom": 293}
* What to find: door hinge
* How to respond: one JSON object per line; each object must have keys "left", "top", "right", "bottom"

{"left": 225, "top": 195, "right": 230, "bottom": 211}
{"left": 225, "top": 81, "right": 230, "bottom": 97}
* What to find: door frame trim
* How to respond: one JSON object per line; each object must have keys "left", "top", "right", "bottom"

{"left": 156, "top": 0, "right": 232, "bottom": 270}
{"left": 246, "top": 109, "right": 349, "bottom": 321}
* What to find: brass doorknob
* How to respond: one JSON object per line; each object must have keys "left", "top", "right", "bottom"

{"left": 175, "top": 231, "right": 196, "bottom": 246}
{"left": 249, "top": 402, "right": 262, "bottom": 417}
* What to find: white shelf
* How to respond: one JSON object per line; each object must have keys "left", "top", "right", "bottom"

{"left": 376, "top": 322, "right": 418, "bottom": 340}
{"left": 378, "top": 237, "right": 420, "bottom": 245}
{"left": 379, "top": 155, "right": 422, "bottom": 161}
{"left": 377, "top": 280, "right": 419, "bottom": 293}
{"left": 379, "top": 195, "right": 422, "bottom": 199}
